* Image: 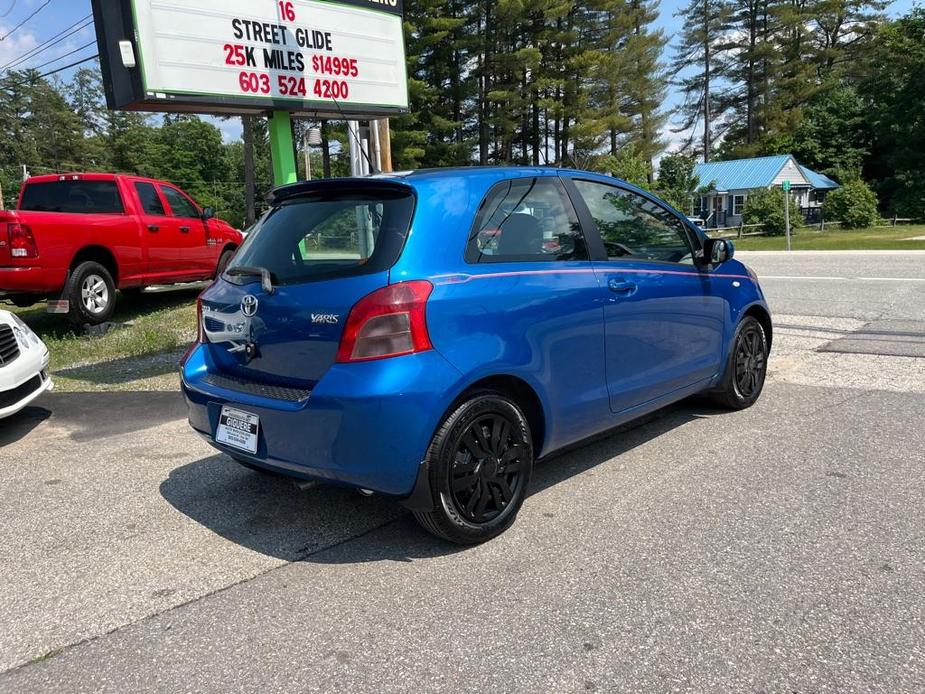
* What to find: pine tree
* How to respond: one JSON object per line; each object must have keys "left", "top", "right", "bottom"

{"left": 670, "top": 0, "right": 733, "bottom": 161}
{"left": 623, "top": 0, "right": 668, "bottom": 180}
{"left": 720, "top": 0, "right": 776, "bottom": 154}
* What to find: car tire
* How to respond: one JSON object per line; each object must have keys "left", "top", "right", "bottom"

{"left": 66, "top": 261, "right": 116, "bottom": 326}
{"left": 710, "top": 315, "right": 769, "bottom": 410}
{"left": 413, "top": 391, "right": 534, "bottom": 545}
{"left": 215, "top": 249, "right": 235, "bottom": 279}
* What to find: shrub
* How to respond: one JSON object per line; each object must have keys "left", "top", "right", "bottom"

{"left": 742, "top": 187, "right": 795, "bottom": 236}
{"left": 824, "top": 179, "right": 879, "bottom": 229}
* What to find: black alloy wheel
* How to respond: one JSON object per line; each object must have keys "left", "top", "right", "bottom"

{"left": 734, "top": 322, "right": 767, "bottom": 399}
{"left": 414, "top": 392, "right": 534, "bottom": 544}
{"left": 711, "top": 315, "right": 768, "bottom": 410}
{"left": 450, "top": 413, "right": 526, "bottom": 524}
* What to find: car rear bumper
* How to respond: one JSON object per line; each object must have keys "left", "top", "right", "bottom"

{"left": 181, "top": 345, "right": 463, "bottom": 497}
{"left": 0, "top": 266, "right": 65, "bottom": 295}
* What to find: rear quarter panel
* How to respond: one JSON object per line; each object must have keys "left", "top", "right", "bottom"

{"left": 17, "top": 210, "right": 145, "bottom": 288}
{"left": 393, "top": 171, "right": 612, "bottom": 456}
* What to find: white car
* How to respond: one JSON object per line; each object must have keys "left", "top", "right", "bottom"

{"left": 0, "top": 310, "right": 53, "bottom": 419}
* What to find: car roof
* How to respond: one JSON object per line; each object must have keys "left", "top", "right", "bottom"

{"left": 271, "top": 166, "right": 652, "bottom": 201}
{"left": 382, "top": 166, "right": 562, "bottom": 179}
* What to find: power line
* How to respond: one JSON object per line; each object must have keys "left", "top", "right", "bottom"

{"left": 0, "top": 0, "right": 53, "bottom": 41}
{"left": 38, "top": 53, "right": 97, "bottom": 79}
{"left": 28, "top": 39, "right": 95, "bottom": 72}
{"left": 0, "top": 53, "right": 98, "bottom": 88}
{"left": 1, "top": 15, "right": 93, "bottom": 72}
{"left": 0, "top": 2, "right": 16, "bottom": 20}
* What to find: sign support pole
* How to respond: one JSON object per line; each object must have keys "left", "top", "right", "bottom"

{"left": 377, "top": 119, "right": 393, "bottom": 173}
{"left": 269, "top": 111, "right": 298, "bottom": 187}
{"left": 782, "top": 180, "right": 792, "bottom": 252}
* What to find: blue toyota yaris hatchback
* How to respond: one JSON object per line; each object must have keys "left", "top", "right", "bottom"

{"left": 181, "top": 167, "right": 771, "bottom": 544}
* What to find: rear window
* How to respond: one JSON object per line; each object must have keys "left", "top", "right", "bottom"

{"left": 227, "top": 186, "right": 415, "bottom": 286}
{"left": 20, "top": 180, "right": 124, "bottom": 214}
{"left": 135, "top": 182, "right": 166, "bottom": 215}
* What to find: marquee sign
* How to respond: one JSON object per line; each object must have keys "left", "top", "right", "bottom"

{"left": 91, "top": 0, "right": 408, "bottom": 117}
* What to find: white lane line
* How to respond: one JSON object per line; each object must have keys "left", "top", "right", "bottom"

{"left": 762, "top": 275, "right": 849, "bottom": 281}
{"left": 762, "top": 275, "right": 925, "bottom": 282}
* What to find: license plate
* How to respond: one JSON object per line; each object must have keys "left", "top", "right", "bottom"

{"left": 216, "top": 407, "right": 260, "bottom": 454}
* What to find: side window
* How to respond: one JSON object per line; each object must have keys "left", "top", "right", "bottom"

{"left": 134, "top": 182, "right": 166, "bottom": 216}
{"left": 466, "top": 177, "right": 588, "bottom": 263}
{"left": 160, "top": 186, "right": 200, "bottom": 218}
{"left": 573, "top": 180, "right": 696, "bottom": 265}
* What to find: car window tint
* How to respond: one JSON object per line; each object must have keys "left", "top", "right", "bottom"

{"left": 19, "top": 180, "right": 124, "bottom": 214}
{"left": 573, "top": 180, "right": 695, "bottom": 265}
{"left": 160, "top": 186, "right": 199, "bottom": 218}
{"left": 466, "top": 177, "right": 588, "bottom": 263}
{"left": 297, "top": 202, "right": 386, "bottom": 262}
{"left": 134, "top": 182, "right": 166, "bottom": 216}
{"left": 229, "top": 188, "right": 415, "bottom": 285}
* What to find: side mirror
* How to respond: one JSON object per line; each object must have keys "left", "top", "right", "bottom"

{"left": 201, "top": 206, "right": 216, "bottom": 221}
{"left": 703, "top": 237, "right": 734, "bottom": 265}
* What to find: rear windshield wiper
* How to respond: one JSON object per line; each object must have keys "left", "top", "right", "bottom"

{"left": 224, "top": 266, "right": 276, "bottom": 295}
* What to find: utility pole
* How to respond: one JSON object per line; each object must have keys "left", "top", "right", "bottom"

{"left": 303, "top": 132, "right": 312, "bottom": 181}
{"left": 321, "top": 120, "right": 331, "bottom": 178}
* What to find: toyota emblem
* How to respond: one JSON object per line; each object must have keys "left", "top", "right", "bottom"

{"left": 241, "top": 295, "right": 259, "bottom": 318}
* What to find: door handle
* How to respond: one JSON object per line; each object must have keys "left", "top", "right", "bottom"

{"left": 179, "top": 226, "right": 191, "bottom": 233}
{"left": 608, "top": 277, "right": 637, "bottom": 294}
{"left": 147, "top": 224, "right": 159, "bottom": 232}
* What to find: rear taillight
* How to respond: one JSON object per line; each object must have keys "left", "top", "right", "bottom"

{"left": 336, "top": 281, "right": 434, "bottom": 363}
{"left": 8, "top": 223, "right": 38, "bottom": 259}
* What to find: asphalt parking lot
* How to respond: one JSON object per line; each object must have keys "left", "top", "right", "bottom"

{"left": 1, "top": 251, "right": 923, "bottom": 692}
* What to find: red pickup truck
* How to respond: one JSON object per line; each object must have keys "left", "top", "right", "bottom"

{"left": 0, "top": 173, "right": 243, "bottom": 324}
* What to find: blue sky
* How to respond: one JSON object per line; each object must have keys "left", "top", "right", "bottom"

{"left": 0, "top": 0, "right": 919, "bottom": 147}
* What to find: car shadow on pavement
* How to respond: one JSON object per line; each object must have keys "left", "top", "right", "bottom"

{"left": 0, "top": 405, "right": 52, "bottom": 447}
{"left": 160, "top": 398, "right": 729, "bottom": 564}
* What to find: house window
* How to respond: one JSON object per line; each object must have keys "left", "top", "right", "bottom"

{"left": 733, "top": 195, "right": 746, "bottom": 216}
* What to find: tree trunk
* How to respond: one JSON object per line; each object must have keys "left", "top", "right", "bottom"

{"left": 242, "top": 115, "right": 256, "bottom": 226}
{"left": 478, "top": 2, "right": 491, "bottom": 165}
{"left": 703, "top": 0, "right": 712, "bottom": 162}
{"left": 747, "top": 3, "right": 757, "bottom": 144}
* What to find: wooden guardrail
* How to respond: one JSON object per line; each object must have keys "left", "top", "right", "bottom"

{"left": 708, "top": 223, "right": 766, "bottom": 239}
{"left": 707, "top": 217, "right": 921, "bottom": 238}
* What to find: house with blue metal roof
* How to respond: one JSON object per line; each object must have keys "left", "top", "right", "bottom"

{"left": 692, "top": 154, "right": 839, "bottom": 228}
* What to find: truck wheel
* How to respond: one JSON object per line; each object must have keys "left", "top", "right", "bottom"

{"left": 66, "top": 261, "right": 116, "bottom": 326}
{"left": 215, "top": 249, "right": 235, "bottom": 279}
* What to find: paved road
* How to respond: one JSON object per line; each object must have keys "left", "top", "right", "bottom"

{"left": 1, "top": 252, "right": 923, "bottom": 692}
